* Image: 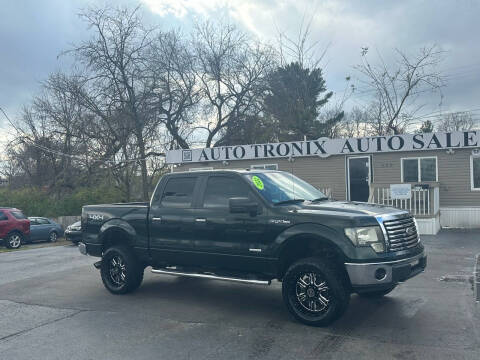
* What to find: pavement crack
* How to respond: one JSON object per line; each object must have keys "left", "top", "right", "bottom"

{"left": 0, "top": 310, "right": 84, "bottom": 343}
{"left": 0, "top": 298, "right": 90, "bottom": 312}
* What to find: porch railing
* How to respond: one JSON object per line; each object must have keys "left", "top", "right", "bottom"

{"left": 321, "top": 187, "right": 332, "bottom": 199}
{"left": 368, "top": 184, "right": 439, "bottom": 217}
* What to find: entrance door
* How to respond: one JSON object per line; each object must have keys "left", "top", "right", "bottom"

{"left": 348, "top": 156, "right": 371, "bottom": 202}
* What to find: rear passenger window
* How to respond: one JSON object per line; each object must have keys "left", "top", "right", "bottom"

{"left": 0, "top": 211, "right": 7, "bottom": 221}
{"left": 161, "top": 177, "right": 197, "bottom": 208}
{"left": 203, "top": 176, "right": 250, "bottom": 208}
{"left": 11, "top": 211, "right": 27, "bottom": 220}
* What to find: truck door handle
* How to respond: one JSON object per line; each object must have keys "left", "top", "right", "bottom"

{"left": 195, "top": 218, "right": 207, "bottom": 223}
{"left": 152, "top": 217, "right": 162, "bottom": 222}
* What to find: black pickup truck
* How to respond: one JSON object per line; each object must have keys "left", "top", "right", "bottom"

{"left": 79, "top": 169, "right": 427, "bottom": 326}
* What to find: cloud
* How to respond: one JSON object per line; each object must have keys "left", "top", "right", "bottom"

{"left": 142, "top": 0, "right": 480, "bottom": 115}
{"left": 2, "top": 0, "right": 480, "bottom": 128}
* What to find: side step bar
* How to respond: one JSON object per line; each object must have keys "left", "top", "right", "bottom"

{"left": 151, "top": 268, "right": 271, "bottom": 285}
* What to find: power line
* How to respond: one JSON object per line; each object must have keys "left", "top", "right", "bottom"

{"left": 0, "top": 106, "right": 166, "bottom": 165}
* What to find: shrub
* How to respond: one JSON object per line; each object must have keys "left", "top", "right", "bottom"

{"left": 0, "top": 186, "right": 123, "bottom": 217}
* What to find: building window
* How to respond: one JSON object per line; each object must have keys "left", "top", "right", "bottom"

{"left": 250, "top": 164, "right": 278, "bottom": 170}
{"left": 471, "top": 155, "right": 480, "bottom": 191}
{"left": 401, "top": 157, "right": 437, "bottom": 182}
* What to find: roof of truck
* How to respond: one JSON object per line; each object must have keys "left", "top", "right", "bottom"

{"left": 168, "top": 169, "right": 280, "bottom": 175}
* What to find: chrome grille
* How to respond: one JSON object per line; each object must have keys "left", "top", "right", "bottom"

{"left": 383, "top": 216, "right": 419, "bottom": 251}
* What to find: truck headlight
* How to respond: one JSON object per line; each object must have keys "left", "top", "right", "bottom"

{"left": 344, "top": 226, "right": 385, "bottom": 253}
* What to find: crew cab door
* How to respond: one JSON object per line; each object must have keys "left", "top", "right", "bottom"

{"left": 192, "top": 174, "right": 275, "bottom": 273}
{"left": 148, "top": 175, "right": 202, "bottom": 267}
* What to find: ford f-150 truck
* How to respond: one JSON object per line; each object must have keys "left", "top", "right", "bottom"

{"left": 79, "top": 169, "right": 427, "bottom": 326}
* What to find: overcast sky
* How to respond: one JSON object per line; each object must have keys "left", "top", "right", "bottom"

{"left": 1, "top": 0, "right": 480, "bottom": 136}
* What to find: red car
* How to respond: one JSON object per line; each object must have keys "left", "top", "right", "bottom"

{"left": 0, "top": 208, "right": 30, "bottom": 249}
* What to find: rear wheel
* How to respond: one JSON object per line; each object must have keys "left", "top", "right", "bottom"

{"left": 282, "top": 257, "right": 350, "bottom": 326}
{"left": 5, "top": 233, "right": 23, "bottom": 249}
{"left": 49, "top": 231, "right": 58, "bottom": 243}
{"left": 100, "top": 245, "right": 144, "bottom": 294}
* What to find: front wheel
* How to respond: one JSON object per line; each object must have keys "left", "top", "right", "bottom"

{"left": 49, "top": 231, "right": 58, "bottom": 243}
{"left": 5, "top": 233, "right": 23, "bottom": 249}
{"left": 100, "top": 245, "right": 144, "bottom": 294}
{"left": 282, "top": 257, "right": 350, "bottom": 326}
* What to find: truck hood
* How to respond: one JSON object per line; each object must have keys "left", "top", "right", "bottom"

{"left": 291, "top": 200, "right": 407, "bottom": 217}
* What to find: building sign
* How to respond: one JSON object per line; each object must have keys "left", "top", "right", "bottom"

{"left": 166, "top": 131, "right": 480, "bottom": 164}
{"left": 390, "top": 184, "right": 411, "bottom": 200}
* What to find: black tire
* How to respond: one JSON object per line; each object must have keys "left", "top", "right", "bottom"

{"left": 49, "top": 231, "right": 58, "bottom": 243}
{"left": 5, "top": 232, "right": 23, "bottom": 249}
{"left": 282, "top": 257, "right": 350, "bottom": 327}
{"left": 358, "top": 286, "right": 396, "bottom": 298}
{"left": 100, "top": 245, "right": 144, "bottom": 294}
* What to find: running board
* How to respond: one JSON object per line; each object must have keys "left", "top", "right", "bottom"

{"left": 151, "top": 268, "right": 271, "bottom": 285}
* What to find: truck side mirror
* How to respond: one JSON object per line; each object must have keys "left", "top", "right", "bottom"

{"left": 229, "top": 197, "right": 259, "bottom": 216}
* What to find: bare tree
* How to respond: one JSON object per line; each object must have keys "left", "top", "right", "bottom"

{"left": 275, "top": 12, "right": 330, "bottom": 69}
{"left": 333, "top": 107, "right": 370, "bottom": 138}
{"left": 435, "top": 111, "right": 478, "bottom": 132}
{"left": 193, "top": 22, "right": 275, "bottom": 147}
{"left": 6, "top": 105, "right": 61, "bottom": 188}
{"left": 67, "top": 5, "right": 159, "bottom": 200}
{"left": 148, "top": 30, "right": 199, "bottom": 149}
{"left": 355, "top": 45, "right": 446, "bottom": 134}
{"left": 32, "top": 73, "right": 88, "bottom": 190}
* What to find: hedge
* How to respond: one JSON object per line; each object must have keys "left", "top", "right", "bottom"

{"left": 0, "top": 186, "right": 123, "bottom": 218}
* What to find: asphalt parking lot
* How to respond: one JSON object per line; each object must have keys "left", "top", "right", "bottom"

{"left": 0, "top": 230, "right": 479, "bottom": 360}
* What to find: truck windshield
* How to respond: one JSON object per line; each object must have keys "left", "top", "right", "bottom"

{"left": 244, "top": 172, "right": 326, "bottom": 204}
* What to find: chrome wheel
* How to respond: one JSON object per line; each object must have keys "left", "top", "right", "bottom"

{"left": 108, "top": 255, "right": 127, "bottom": 287}
{"left": 49, "top": 232, "right": 57, "bottom": 242}
{"left": 9, "top": 234, "right": 22, "bottom": 249}
{"left": 295, "top": 272, "right": 330, "bottom": 313}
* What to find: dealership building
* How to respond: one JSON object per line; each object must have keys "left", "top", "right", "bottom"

{"left": 166, "top": 131, "right": 480, "bottom": 235}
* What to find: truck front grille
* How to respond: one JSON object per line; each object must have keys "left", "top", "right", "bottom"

{"left": 383, "top": 216, "right": 419, "bottom": 252}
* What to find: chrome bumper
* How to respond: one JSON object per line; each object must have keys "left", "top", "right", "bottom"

{"left": 345, "top": 250, "right": 427, "bottom": 287}
{"left": 78, "top": 242, "right": 87, "bottom": 255}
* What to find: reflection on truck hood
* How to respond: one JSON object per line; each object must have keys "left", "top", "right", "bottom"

{"left": 293, "top": 200, "right": 407, "bottom": 217}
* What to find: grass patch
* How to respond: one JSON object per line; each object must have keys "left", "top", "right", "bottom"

{"left": 0, "top": 239, "right": 73, "bottom": 253}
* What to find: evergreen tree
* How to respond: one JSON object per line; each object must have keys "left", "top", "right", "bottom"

{"left": 264, "top": 62, "right": 342, "bottom": 141}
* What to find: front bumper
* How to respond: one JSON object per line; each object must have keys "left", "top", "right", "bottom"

{"left": 345, "top": 250, "right": 427, "bottom": 289}
{"left": 78, "top": 242, "right": 102, "bottom": 257}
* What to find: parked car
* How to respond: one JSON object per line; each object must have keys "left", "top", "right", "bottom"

{"left": 65, "top": 221, "right": 82, "bottom": 244}
{"left": 79, "top": 169, "right": 426, "bottom": 327}
{"left": 0, "top": 208, "right": 30, "bottom": 249}
{"left": 28, "top": 217, "right": 64, "bottom": 243}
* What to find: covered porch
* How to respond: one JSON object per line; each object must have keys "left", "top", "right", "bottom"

{"left": 368, "top": 183, "right": 440, "bottom": 235}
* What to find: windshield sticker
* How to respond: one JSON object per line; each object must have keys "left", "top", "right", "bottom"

{"left": 252, "top": 176, "right": 264, "bottom": 190}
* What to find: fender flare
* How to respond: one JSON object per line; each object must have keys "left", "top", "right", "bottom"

{"left": 98, "top": 219, "right": 137, "bottom": 248}
{"left": 274, "top": 223, "right": 354, "bottom": 260}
